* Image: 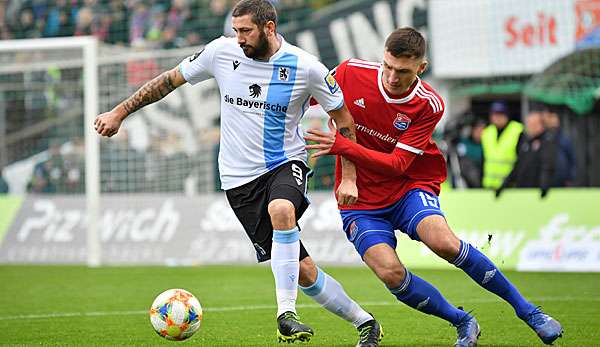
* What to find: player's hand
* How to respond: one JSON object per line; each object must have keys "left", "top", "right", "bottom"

{"left": 337, "top": 178, "right": 358, "bottom": 206}
{"left": 94, "top": 111, "right": 123, "bottom": 137}
{"left": 304, "top": 120, "right": 337, "bottom": 158}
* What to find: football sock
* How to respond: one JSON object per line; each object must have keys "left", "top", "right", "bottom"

{"left": 300, "top": 267, "right": 373, "bottom": 327}
{"left": 272, "top": 227, "right": 300, "bottom": 317}
{"left": 389, "top": 270, "right": 468, "bottom": 325}
{"left": 453, "top": 240, "right": 536, "bottom": 319}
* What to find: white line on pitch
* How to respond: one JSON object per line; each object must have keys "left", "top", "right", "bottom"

{"left": 0, "top": 296, "right": 597, "bottom": 321}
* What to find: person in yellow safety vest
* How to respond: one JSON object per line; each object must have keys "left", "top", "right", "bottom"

{"left": 481, "top": 101, "right": 523, "bottom": 189}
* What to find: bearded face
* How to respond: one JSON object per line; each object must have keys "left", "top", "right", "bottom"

{"left": 241, "top": 28, "right": 269, "bottom": 59}
{"left": 232, "top": 14, "right": 273, "bottom": 61}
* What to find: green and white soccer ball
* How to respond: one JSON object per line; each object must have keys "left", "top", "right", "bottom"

{"left": 149, "top": 288, "right": 203, "bottom": 341}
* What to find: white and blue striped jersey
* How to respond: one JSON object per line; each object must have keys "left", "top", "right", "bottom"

{"left": 179, "top": 35, "right": 344, "bottom": 190}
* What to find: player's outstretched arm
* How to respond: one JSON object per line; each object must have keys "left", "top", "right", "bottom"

{"left": 94, "top": 66, "right": 186, "bottom": 137}
{"left": 327, "top": 104, "right": 358, "bottom": 206}
{"left": 305, "top": 126, "right": 417, "bottom": 177}
{"left": 307, "top": 107, "right": 444, "bottom": 176}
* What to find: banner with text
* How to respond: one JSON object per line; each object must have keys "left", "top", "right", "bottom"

{"left": 281, "top": 0, "right": 428, "bottom": 69}
{"left": 429, "top": 0, "right": 591, "bottom": 77}
{"left": 0, "top": 190, "right": 599, "bottom": 271}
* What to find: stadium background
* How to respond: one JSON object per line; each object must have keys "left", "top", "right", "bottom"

{"left": 1, "top": 1, "right": 599, "bottom": 346}
{"left": 1, "top": 0, "right": 598, "bottom": 269}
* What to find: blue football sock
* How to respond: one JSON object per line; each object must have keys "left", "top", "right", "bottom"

{"left": 389, "top": 270, "right": 468, "bottom": 325}
{"left": 453, "top": 240, "right": 536, "bottom": 320}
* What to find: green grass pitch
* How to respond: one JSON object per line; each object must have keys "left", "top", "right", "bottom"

{"left": 0, "top": 265, "right": 598, "bottom": 346}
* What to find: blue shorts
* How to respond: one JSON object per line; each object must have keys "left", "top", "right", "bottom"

{"left": 340, "top": 189, "right": 445, "bottom": 257}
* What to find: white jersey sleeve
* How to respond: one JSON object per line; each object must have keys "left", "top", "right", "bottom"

{"left": 178, "top": 38, "right": 222, "bottom": 85}
{"left": 308, "top": 60, "right": 345, "bottom": 112}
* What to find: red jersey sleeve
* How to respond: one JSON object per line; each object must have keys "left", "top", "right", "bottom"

{"left": 330, "top": 109, "right": 443, "bottom": 177}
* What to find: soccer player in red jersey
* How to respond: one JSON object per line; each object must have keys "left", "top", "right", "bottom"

{"left": 305, "top": 27, "right": 562, "bottom": 347}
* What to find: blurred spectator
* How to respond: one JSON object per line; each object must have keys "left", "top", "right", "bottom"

{"left": 129, "top": 1, "right": 150, "bottom": 46}
{"left": 94, "top": 10, "right": 112, "bottom": 41}
{"left": 44, "top": 0, "right": 71, "bottom": 37}
{"left": 176, "top": 2, "right": 201, "bottom": 45}
{"left": 198, "top": 0, "right": 230, "bottom": 43}
{"left": 497, "top": 111, "right": 556, "bottom": 197}
{"left": 5, "top": 0, "right": 331, "bottom": 48}
{"left": 542, "top": 108, "right": 577, "bottom": 187}
{"left": 73, "top": 1, "right": 111, "bottom": 41}
{"left": 456, "top": 119, "right": 485, "bottom": 188}
{"left": 145, "top": 5, "right": 167, "bottom": 47}
{"left": 82, "top": 0, "right": 105, "bottom": 14}
{"left": 62, "top": 137, "right": 85, "bottom": 193}
{"left": 29, "top": 141, "right": 65, "bottom": 193}
{"left": 160, "top": 25, "right": 179, "bottom": 49}
{"left": 481, "top": 101, "right": 523, "bottom": 190}
{"left": 12, "top": 8, "right": 41, "bottom": 39}
{"left": 0, "top": 2, "right": 14, "bottom": 40}
{"left": 0, "top": 168, "right": 8, "bottom": 194}
{"left": 74, "top": 7, "right": 93, "bottom": 36}
{"left": 107, "top": 0, "right": 129, "bottom": 45}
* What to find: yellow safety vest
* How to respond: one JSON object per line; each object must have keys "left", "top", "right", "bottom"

{"left": 481, "top": 121, "right": 523, "bottom": 189}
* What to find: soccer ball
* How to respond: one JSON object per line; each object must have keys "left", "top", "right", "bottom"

{"left": 149, "top": 288, "right": 203, "bottom": 341}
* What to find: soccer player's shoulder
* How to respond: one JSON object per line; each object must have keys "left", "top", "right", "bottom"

{"left": 284, "top": 43, "right": 320, "bottom": 66}
{"left": 210, "top": 36, "right": 238, "bottom": 50}
{"left": 416, "top": 79, "right": 444, "bottom": 115}
{"left": 345, "top": 58, "right": 381, "bottom": 72}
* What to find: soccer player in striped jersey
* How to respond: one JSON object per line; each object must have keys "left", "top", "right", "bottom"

{"left": 94, "top": 0, "right": 383, "bottom": 345}
{"left": 305, "top": 27, "right": 562, "bottom": 347}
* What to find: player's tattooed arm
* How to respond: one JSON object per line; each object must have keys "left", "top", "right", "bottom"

{"left": 94, "top": 66, "right": 187, "bottom": 137}
{"left": 328, "top": 105, "right": 358, "bottom": 178}
{"left": 120, "top": 67, "right": 186, "bottom": 117}
{"left": 337, "top": 126, "right": 357, "bottom": 179}
{"left": 338, "top": 126, "right": 356, "bottom": 142}
{"left": 326, "top": 105, "right": 358, "bottom": 205}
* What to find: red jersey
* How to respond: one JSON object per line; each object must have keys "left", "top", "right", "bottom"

{"left": 331, "top": 58, "right": 447, "bottom": 210}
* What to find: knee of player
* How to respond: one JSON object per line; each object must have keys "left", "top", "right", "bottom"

{"left": 429, "top": 238, "right": 460, "bottom": 262}
{"left": 268, "top": 199, "right": 296, "bottom": 223}
{"left": 377, "top": 264, "right": 407, "bottom": 288}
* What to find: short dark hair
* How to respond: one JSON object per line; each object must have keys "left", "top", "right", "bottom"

{"left": 232, "top": 0, "right": 278, "bottom": 28}
{"left": 385, "top": 27, "right": 426, "bottom": 59}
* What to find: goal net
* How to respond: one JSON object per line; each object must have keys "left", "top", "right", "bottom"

{"left": 0, "top": 37, "right": 221, "bottom": 265}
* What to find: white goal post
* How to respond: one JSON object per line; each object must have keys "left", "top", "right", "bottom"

{"left": 0, "top": 36, "right": 101, "bottom": 267}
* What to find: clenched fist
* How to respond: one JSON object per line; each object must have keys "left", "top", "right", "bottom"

{"left": 94, "top": 111, "right": 123, "bottom": 137}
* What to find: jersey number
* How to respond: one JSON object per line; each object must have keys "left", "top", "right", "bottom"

{"left": 292, "top": 164, "right": 303, "bottom": 186}
{"left": 418, "top": 192, "right": 439, "bottom": 208}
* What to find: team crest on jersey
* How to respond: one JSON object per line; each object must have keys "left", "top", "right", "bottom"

{"left": 393, "top": 113, "right": 411, "bottom": 130}
{"left": 348, "top": 222, "right": 358, "bottom": 240}
{"left": 324, "top": 72, "right": 339, "bottom": 94}
{"left": 278, "top": 67, "right": 290, "bottom": 81}
{"left": 249, "top": 84, "right": 262, "bottom": 98}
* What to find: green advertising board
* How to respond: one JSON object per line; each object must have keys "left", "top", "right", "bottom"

{"left": 397, "top": 189, "right": 600, "bottom": 271}
{"left": 0, "top": 190, "right": 598, "bottom": 270}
